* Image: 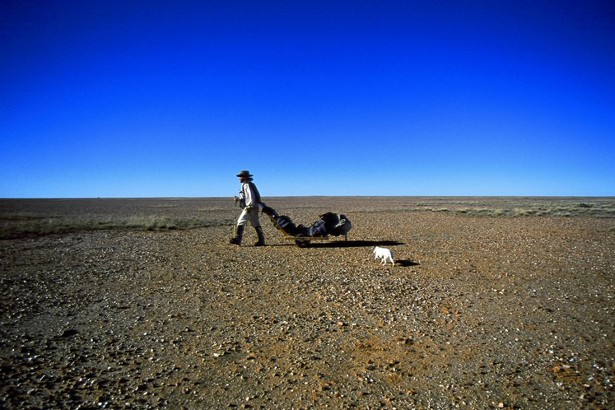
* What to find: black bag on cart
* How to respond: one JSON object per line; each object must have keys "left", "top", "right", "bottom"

{"left": 275, "top": 215, "right": 300, "bottom": 236}
{"left": 263, "top": 205, "right": 352, "bottom": 238}
{"left": 307, "top": 219, "right": 327, "bottom": 237}
{"left": 306, "top": 212, "right": 352, "bottom": 237}
{"left": 320, "top": 212, "right": 352, "bottom": 236}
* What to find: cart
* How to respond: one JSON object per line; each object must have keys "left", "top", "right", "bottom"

{"left": 262, "top": 205, "right": 352, "bottom": 247}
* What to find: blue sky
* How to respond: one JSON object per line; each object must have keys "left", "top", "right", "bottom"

{"left": 1, "top": 0, "right": 614, "bottom": 198}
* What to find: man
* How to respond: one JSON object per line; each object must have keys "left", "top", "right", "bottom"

{"left": 230, "top": 170, "right": 266, "bottom": 246}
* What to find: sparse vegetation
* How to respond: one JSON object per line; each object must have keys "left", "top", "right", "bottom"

{"left": 0, "top": 213, "right": 233, "bottom": 239}
{"left": 1, "top": 197, "right": 613, "bottom": 239}
{"left": 416, "top": 198, "right": 615, "bottom": 218}
{"left": 0, "top": 198, "right": 236, "bottom": 239}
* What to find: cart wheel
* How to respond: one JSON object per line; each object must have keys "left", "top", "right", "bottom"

{"left": 295, "top": 235, "right": 310, "bottom": 247}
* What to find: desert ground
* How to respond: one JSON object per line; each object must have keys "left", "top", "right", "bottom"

{"left": 1, "top": 197, "right": 614, "bottom": 409}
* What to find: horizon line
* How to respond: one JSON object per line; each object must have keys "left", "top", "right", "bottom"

{"left": 1, "top": 195, "right": 614, "bottom": 200}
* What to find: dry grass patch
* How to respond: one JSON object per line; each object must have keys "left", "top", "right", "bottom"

{"left": 0, "top": 213, "right": 233, "bottom": 239}
{"left": 417, "top": 198, "right": 615, "bottom": 218}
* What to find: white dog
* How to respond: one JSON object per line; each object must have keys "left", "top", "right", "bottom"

{"left": 373, "top": 246, "right": 394, "bottom": 266}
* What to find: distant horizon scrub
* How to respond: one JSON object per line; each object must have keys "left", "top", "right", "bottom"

{"left": 415, "top": 199, "right": 615, "bottom": 218}
{"left": 0, "top": 214, "right": 233, "bottom": 239}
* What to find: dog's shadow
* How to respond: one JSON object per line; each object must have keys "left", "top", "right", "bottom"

{"left": 395, "top": 259, "right": 420, "bottom": 267}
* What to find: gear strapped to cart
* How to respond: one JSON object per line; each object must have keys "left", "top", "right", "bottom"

{"left": 261, "top": 205, "right": 352, "bottom": 247}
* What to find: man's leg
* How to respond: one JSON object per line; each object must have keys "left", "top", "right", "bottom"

{"left": 229, "top": 225, "right": 244, "bottom": 245}
{"left": 254, "top": 226, "right": 265, "bottom": 246}
{"left": 230, "top": 209, "right": 249, "bottom": 245}
{"left": 249, "top": 209, "right": 266, "bottom": 246}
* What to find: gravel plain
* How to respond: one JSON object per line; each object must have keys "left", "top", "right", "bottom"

{"left": 1, "top": 197, "right": 614, "bottom": 409}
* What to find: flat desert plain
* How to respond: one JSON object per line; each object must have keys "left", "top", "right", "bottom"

{"left": 1, "top": 197, "right": 614, "bottom": 409}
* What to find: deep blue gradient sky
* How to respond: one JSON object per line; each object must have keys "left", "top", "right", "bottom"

{"left": 2, "top": 0, "right": 614, "bottom": 198}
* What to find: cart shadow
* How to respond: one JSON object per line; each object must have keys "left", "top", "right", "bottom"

{"left": 305, "top": 240, "right": 404, "bottom": 248}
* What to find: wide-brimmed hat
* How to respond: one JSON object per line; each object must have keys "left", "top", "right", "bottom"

{"left": 236, "top": 170, "right": 253, "bottom": 178}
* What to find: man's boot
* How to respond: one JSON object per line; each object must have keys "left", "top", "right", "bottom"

{"left": 229, "top": 225, "right": 244, "bottom": 245}
{"left": 254, "top": 226, "right": 266, "bottom": 246}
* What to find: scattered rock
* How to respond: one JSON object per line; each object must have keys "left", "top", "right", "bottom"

{"left": 1, "top": 197, "right": 613, "bottom": 408}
